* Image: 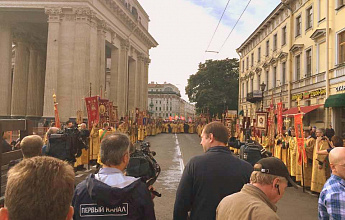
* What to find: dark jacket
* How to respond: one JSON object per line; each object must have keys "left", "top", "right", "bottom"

{"left": 1, "top": 139, "right": 12, "bottom": 153}
{"left": 173, "top": 146, "right": 253, "bottom": 220}
{"left": 72, "top": 173, "right": 155, "bottom": 220}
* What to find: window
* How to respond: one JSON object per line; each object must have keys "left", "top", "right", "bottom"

{"left": 282, "top": 26, "right": 287, "bottom": 45}
{"left": 296, "top": 15, "right": 302, "bottom": 37}
{"left": 246, "top": 57, "right": 249, "bottom": 69}
{"left": 339, "top": 31, "right": 345, "bottom": 64}
{"left": 282, "top": 62, "right": 286, "bottom": 85}
{"left": 273, "top": 34, "right": 277, "bottom": 51}
{"left": 296, "top": 55, "right": 301, "bottom": 80}
{"left": 156, "top": 107, "right": 157, "bottom": 111}
{"left": 159, "top": 107, "right": 161, "bottom": 111}
{"left": 242, "top": 83, "right": 244, "bottom": 99}
{"left": 266, "top": 40, "right": 270, "bottom": 56}
{"left": 242, "top": 60, "right": 245, "bottom": 72}
{"left": 251, "top": 53, "right": 254, "bottom": 67}
{"left": 273, "top": 67, "right": 277, "bottom": 88}
{"left": 306, "top": 49, "right": 312, "bottom": 77}
{"left": 257, "top": 74, "right": 261, "bottom": 91}
{"left": 246, "top": 81, "right": 249, "bottom": 95}
{"left": 258, "top": 47, "right": 261, "bottom": 62}
{"left": 337, "top": 0, "right": 344, "bottom": 8}
{"left": 250, "top": 78, "right": 254, "bottom": 92}
{"left": 266, "top": 70, "right": 269, "bottom": 91}
{"left": 306, "top": 7, "right": 313, "bottom": 30}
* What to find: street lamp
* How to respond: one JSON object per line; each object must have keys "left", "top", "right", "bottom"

{"left": 260, "top": 82, "right": 266, "bottom": 111}
{"left": 149, "top": 101, "right": 154, "bottom": 117}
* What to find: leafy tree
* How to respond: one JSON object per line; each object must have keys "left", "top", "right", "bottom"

{"left": 186, "top": 58, "right": 239, "bottom": 116}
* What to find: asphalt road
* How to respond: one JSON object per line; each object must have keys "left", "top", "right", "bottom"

{"left": 75, "top": 133, "right": 319, "bottom": 220}
{"left": 148, "top": 133, "right": 319, "bottom": 220}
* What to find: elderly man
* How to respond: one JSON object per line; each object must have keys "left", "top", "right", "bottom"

{"left": 174, "top": 122, "right": 253, "bottom": 220}
{"left": 0, "top": 157, "right": 75, "bottom": 220}
{"left": 318, "top": 147, "right": 345, "bottom": 219}
{"left": 72, "top": 133, "right": 155, "bottom": 219}
{"left": 216, "top": 157, "right": 298, "bottom": 220}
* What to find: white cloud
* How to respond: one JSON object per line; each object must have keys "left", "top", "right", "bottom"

{"left": 139, "top": 0, "right": 280, "bottom": 101}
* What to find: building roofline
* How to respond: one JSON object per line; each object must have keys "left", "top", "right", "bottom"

{"left": 236, "top": 2, "right": 284, "bottom": 55}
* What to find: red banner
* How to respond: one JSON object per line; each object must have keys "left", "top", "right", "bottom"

{"left": 85, "top": 96, "right": 99, "bottom": 129}
{"left": 294, "top": 113, "right": 306, "bottom": 165}
{"left": 277, "top": 102, "right": 283, "bottom": 135}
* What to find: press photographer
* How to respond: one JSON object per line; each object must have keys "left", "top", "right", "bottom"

{"left": 72, "top": 133, "right": 156, "bottom": 220}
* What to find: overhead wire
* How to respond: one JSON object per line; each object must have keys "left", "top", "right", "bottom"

{"left": 217, "top": 0, "right": 253, "bottom": 54}
{"left": 205, "top": 0, "right": 232, "bottom": 53}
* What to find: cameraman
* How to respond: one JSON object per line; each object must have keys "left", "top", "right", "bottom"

{"left": 72, "top": 133, "right": 156, "bottom": 220}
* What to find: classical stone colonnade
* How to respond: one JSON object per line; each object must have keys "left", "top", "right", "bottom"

{"left": 0, "top": 1, "right": 157, "bottom": 122}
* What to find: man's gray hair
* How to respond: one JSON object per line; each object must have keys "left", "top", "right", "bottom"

{"left": 250, "top": 171, "right": 287, "bottom": 185}
{"left": 100, "top": 133, "right": 130, "bottom": 166}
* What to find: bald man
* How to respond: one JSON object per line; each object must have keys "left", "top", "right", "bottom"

{"left": 318, "top": 147, "right": 345, "bottom": 220}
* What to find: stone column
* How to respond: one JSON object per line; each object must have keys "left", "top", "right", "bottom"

{"left": 110, "top": 47, "right": 119, "bottom": 105}
{"left": 43, "top": 8, "right": 62, "bottom": 118}
{"left": 128, "top": 57, "right": 136, "bottom": 112}
{"left": 117, "top": 39, "right": 129, "bottom": 117}
{"left": 11, "top": 38, "right": 29, "bottom": 117}
{"left": 58, "top": 12, "right": 76, "bottom": 122}
{"left": 36, "top": 49, "right": 46, "bottom": 116}
{"left": 26, "top": 45, "right": 39, "bottom": 117}
{"left": 89, "top": 15, "right": 99, "bottom": 97}
{"left": 136, "top": 53, "right": 143, "bottom": 110}
{"left": 72, "top": 7, "right": 91, "bottom": 117}
{"left": 0, "top": 23, "right": 12, "bottom": 117}
{"left": 140, "top": 55, "right": 145, "bottom": 110}
{"left": 98, "top": 21, "right": 106, "bottom": 98}
{"left": 143, "top": 58, "right": 150, "bottom": 110}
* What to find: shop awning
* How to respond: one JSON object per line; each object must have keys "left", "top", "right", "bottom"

{"left": 324, "top": 93, "right": 345, "bottom": 108}
{"left": 282, "top": 104, "right": 323, "bottom": 116}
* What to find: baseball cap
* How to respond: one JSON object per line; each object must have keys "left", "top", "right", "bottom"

{"left": 254, "top": 157, "right": 298, "bottom": 188}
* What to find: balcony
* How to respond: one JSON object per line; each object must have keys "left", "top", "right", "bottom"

{"left": 335, "top": 64, "right": 345, "bottom": 77}
{"left": 292, "top": 72, "right": 325, "bottom": 89}
{"left": 246, "top": 90, "right": 263, "bottom": 103}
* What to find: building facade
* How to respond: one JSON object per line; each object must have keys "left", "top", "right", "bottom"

{"left": 148, "top": 82, "right": 195, "bottom": 120}
{"left": 0, "top": 0, "right": 157, "bottom": 122}
{"left": 237, "top": 0, "right": 345, "bottom": 137}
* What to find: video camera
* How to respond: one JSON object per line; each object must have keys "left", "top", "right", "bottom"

{"left": 126, "top": 141, "right": 161, "bottom": 197}
{"left": 228, "top": 138, "right": 272, "bottom": 166}
{"left": 46, "top": 128, "right": 88, "bottom": 164}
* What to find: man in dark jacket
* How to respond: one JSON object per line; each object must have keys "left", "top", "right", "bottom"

{"left": 173, "top": 122, "right": 253, "bottom": 220}
{"left": 72, "top": 133, "right": 155, "bottom": 220}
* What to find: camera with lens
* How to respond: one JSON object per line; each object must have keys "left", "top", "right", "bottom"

{"left": 126, "top": 141, "right": 161, "bottom": 197}
{"left": 228, "top": 138, "right": 272, "bottom": 166}
{"left": 46, "top": 128, "right": 88, "bottom": 164}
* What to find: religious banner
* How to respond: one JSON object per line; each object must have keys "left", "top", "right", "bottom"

{"left": 175, "top": 115, "right": 179, "bottom": 120}
{"left": 294, "top": 113, "right": 307, "bottom": 165}
{"left": 169, "top": 116, "right": 173, "bottom": 121}
{"left": 99, "top": 99, "right": 110, "bottom": 126}
{"left": 85, "top": 96, "right": 99, "bottom": 129}
{"left": 256, "top": 112, "right": 268, "bottom": 130}
{"left": 277, "top": 102, "right": 283, "bottom": 135}
{"left": 188, "top": 117, "right": 192, "bottom": 123}
{"left": 76, "top": 110, "right": 83, "bottom": 125}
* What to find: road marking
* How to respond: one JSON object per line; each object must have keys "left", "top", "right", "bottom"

{"left": 175, "top": 134, "right": 185, "bottom": 174}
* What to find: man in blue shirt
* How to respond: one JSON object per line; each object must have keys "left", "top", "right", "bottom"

{"left": 318, "top": 147, "right": 345, "bottom": 220}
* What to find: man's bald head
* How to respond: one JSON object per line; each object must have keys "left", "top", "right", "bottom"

{"left": 329, "top": 147, "right": 345, "bottom": 165}
{"left": 20, "top": 135, "right": 43, "bottom": 158}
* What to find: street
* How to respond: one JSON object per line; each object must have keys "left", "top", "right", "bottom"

{"left": 148, "top": 133, "right": 319, "bottom": 220}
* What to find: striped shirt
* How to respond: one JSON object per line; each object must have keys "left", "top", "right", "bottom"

{"left": 318, "top": 174, "right": 345, "bottom": 220}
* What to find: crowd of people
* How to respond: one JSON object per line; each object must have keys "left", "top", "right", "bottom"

{"left": 0, "top": 120, "right": 344, "bottom": 220}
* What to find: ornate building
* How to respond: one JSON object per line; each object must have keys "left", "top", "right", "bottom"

{"left": 0, "top": 0, "right": 158, "bottom": 121}
{"left": 237, "top": 0, "right": 345, "bottom": 136}
{"left": 148, "top": 82, "right": 195, "bottom": 120}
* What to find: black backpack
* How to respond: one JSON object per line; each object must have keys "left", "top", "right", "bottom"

{"left": 239, "top": 143, "right": 263, "bottom": 166}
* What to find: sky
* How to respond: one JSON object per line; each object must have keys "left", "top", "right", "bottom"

{"left": 139, "top": 0, "right": 281, "bottom": 101}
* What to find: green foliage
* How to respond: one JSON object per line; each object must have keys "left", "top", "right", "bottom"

{"left": 185, "top": 58, "right": 239, "bottom": 116}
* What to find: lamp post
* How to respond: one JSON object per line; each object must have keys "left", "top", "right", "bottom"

{"left": 149, "top": 101, "right": 154, "bottom": 118}
{"left": 260, "top": 82, "right": 266, "bottom": 111}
